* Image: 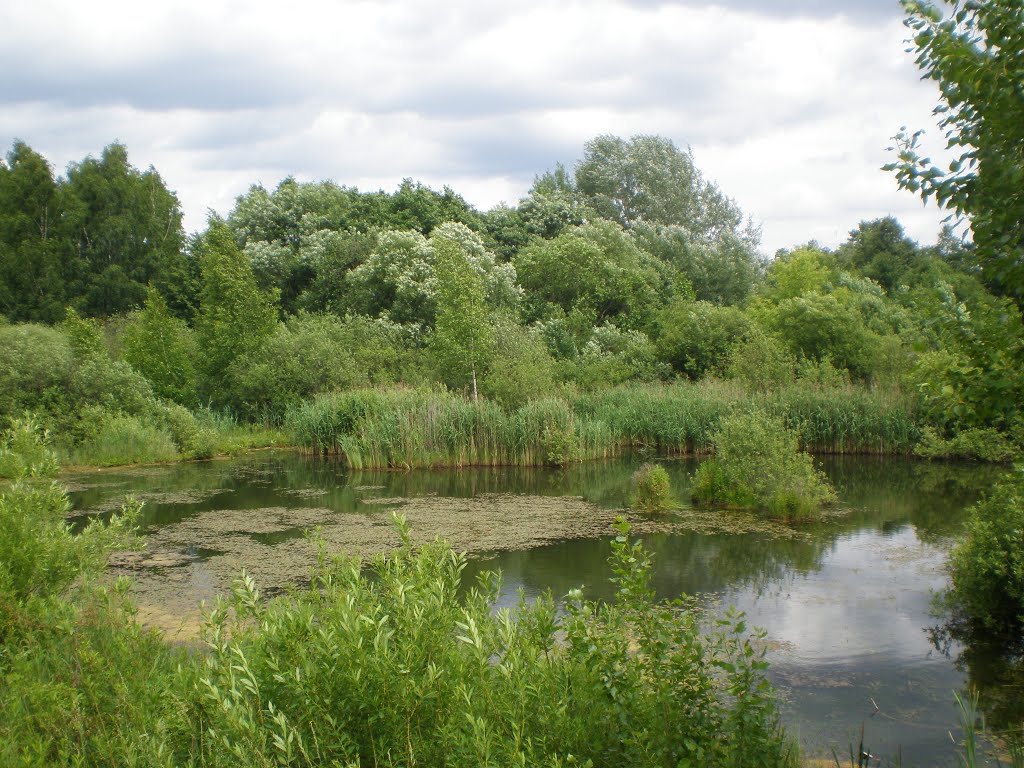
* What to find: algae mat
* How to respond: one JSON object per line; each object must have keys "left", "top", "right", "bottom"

{"left": 111, "top": 493, "right": 635, "bottom": 639}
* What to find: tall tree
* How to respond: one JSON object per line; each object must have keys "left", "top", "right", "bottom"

{"left": 61, "top": 143, "right": 187, "bottom": 317}
{"left": 193, "top": 220, "right": 279, "bottom": 410}
{"left": 0, "top": 142, "right": 70, "bottom": 322}
{"left": 429, "top": 237, "right": 494, "bottom": 400}
{"left": 886, "top": 0, "right": 1024, "bottom": 298}
{"left": 575, "top": 135, "right": 758, "bottom": 246}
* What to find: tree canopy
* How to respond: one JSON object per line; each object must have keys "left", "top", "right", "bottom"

{"left": 887, "top": 0, "right": 1024, "bottom": 299}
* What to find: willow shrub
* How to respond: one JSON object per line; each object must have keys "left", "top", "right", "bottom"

{"left": 180, "top": 517, "right": 797, "bottom": 768}
{"left": 944, "top": 473, "right": 1024, "bottom": 638}
{"left": 692, "top": 409, "right": 836, "bottom": 520}
{"left": 0, "top": 460, "right": 186, "bottom": 767}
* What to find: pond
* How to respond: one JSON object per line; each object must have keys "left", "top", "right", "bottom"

{"left": 65, "top": 451, "right": 1016, "bottom": 766}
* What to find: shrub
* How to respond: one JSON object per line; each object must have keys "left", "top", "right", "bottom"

{"left": 0, "top": 473, "right": 180, "bottom": 766}
{"left": 121, "top": 286, "right": 200, "bottom": 407}
{"left": 914, "top": 426, "right": 1019, "bottom": 463}
{"left": 177, "top": 517, "right": 797, "bottom": 767}
{"left": 630, "top": 462, "right": 672, "bottom": 512}
{"left": 72, "top": 412, "right": 179, "bottom": 467}
{"left": 725, "top": 325, "right": 796, "bottom": 392}
{"left": 0, "top": 416, "right": 59, "bottom": 479}
{"left": 479, "top": 318, "right": 557, "bottom": 408}
{"left": 159, "top": 403, "right": 218, "bottom": 459}
{"left": 0, "top": 323, "right": 75, "bottom": 421}
{"left": 692, "top": 409, "right": 836, "bottom": 519}
{"left": 944, "top": 473, "right": 1024, "bottom": 637}
{"left": 657, "top": 299, "right": 750, "bottom": 379}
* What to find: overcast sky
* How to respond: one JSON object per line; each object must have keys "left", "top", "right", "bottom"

{"left": 0, "top": 0, "right": 953, "bottom": 255}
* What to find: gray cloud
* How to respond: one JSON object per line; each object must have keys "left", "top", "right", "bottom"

{"left": 622, "top": 0, "right": 904, "bottom": 20}
{"left": 0, "top": 48, "right": 307, "bottom": 111}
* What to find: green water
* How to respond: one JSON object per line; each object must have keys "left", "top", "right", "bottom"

{"left": 66, "top": 452, "right": 1018, "bottom": 766}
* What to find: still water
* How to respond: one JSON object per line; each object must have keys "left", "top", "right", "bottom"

{"left": 65, "top": 452, "right": 1014, "bottom": 766}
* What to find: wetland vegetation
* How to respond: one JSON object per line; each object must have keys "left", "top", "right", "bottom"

{"left": 2, "top": 0, "right": 1024, "bottom": 762}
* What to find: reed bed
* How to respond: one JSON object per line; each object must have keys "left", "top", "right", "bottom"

{"left": 288, "top": 382, "right": 921, "bottom": 469}
{"left": 287, "top": 388, "right": 619, "bottom": 469}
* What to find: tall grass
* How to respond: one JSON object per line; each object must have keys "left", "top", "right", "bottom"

{"left": 289, "top": 382, "right": 920, "bottom": 469}
{"left": 576, "top": 381, "right": 919, "bottom": 456}
{"left": 288, "top": 387, "right": 618, "bottom": 469}
{"left": 69, "top": 413, "right": 180, "bottom": 467}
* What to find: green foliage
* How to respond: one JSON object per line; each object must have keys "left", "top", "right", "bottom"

{"left": 692, "top": 409, "right": 836, "bottom": 519}
{"left": 121, "top": 286, "right": 199, "bottom": 407}
{"left": 761, "top": 247, "right": 833, "bottom": 302}
{"left": 178, "top": 516, "right": 795, "bottom": 767}
{"left": 60, "top": 306, "right": 104, "bottom": 359}
{"left": 61, "top": 142, "right": 189, "bottom": 318}
{"left": 633, "top": 222, "right": 759, "bottom": 305}
{"left": 906, "top": 281, "right": 1024, "bottom": 433}
{"left": 944, "top": 472, "right": 1024, "bottom": 636}
{"left": 230, "top": 313, "right": 379, "bottom": 422}
{"left": 0, "top": 478, "right": 184, "bottom": 767}
{"left": 553, "top": 322, "right": 667, "bottom": 390}
{"left": 347, "top": 222, "right": 520, "bottom": 326}
{"left": 160, "top": 403, "right": 218, "bottom": 459}
{"left": 574, "top": 135, "right": 759, "bottom": 252}
{"left": 194, "top": 220, "right": 280, "bottom": 411}
{"left": 630, "top": 462, "right": 672, "bottom": 512}
{"left": 479, "top": 315, "right": 557, "bottom": 408}
{"left": 0, "top": 478, "right": 138, "bottom": 614}
{"left": 836, "top": 217, "right": 926, "bottom": 294}
{"left": 0, "top": 323, "right": 75, "bottom": 421}
{"left": 657, "top": 299, "right": 750, "bottom": 379}
{"left": 72, "top": 411, "right": 179, "bottom": 467}
{"left": 914, "top": 426, "right": 1019, "bottom": 462}
{"left": 0, "top": 141, "right": 70, "bottom": 323}
{"left": 228, "top": 177, "right": 485, "bottom": 314}
{"left": 515, "top": 219, "right": 668, "bottom": 331}
{"left": 725, "top": 326, "right": 796, "bottom": 392}
{"left": 0, "top": 416, "right": 59, "bottom": 480}
{"left": 428, "top": 236, "right": 495, "bottom": 399}
{"left": 887, "top": 0, "right": 1024, "bottom": 298}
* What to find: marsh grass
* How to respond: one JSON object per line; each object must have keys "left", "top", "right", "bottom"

{"left": 288, "top": 388, "right": 618, "bottom": 468}
{"left": 70, "top": 412, "right": 180, "bottom": 467}
{"left": 289, "top": 382, "right": 919, "bottom": 469}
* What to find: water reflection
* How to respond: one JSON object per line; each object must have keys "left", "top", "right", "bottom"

{"left": 64, "top": 452, "right": 1007, "bottom": 765}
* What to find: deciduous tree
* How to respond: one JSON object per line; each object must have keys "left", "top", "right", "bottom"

{"left": 887, "top": 0, "right": 1024, "bottom": 298}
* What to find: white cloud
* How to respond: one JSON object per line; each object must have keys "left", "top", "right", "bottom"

{"left": 1, "top": 0, "right": 949, "bottom": 248}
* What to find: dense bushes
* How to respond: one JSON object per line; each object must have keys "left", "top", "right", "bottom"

{"left": 630, "top": 462, "right": 673, "bottom": 511}
{"left": 944, "top": 473, "right": 1024, "bottom": 637}
{"left": 691, "top": 409, "right": 836, "bottom": 519}
{"left": 180, "top": 517, "right": 796, "bottom": 767}
{"left": 1, "top": 447, "right": 799, "bottom": 767}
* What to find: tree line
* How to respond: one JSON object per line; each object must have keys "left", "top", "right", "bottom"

{"left": 1, "top": 131, "right": 1022, "bottom": 451}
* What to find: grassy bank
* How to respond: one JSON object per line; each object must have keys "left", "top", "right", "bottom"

{"left": 288, "top": 381, "right": 920, "bottom": 469}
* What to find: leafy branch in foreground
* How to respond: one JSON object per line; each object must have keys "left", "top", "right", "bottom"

{"left": 886, "top": 0, "right": 1024, "bottom": 298}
